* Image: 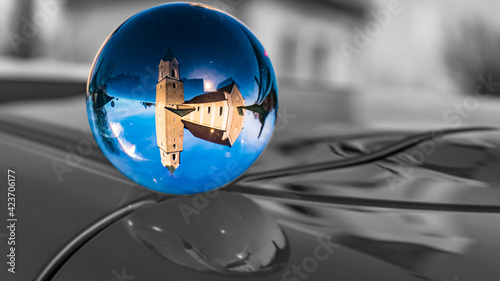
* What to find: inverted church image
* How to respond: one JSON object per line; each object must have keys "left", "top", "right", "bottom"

{"left": 155, "top": 48, "right": 246, "bottom": 173}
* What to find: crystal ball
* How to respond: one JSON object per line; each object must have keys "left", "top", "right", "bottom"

{"left": 87, "top": 3, "right": 277, "bottom": 194}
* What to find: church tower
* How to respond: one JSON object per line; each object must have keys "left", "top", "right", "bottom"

{"left": 157, "top": 47, "right": 184, "bottom": 105}
{"left": 155, "top": 47, "right": 185, "bottom": 173}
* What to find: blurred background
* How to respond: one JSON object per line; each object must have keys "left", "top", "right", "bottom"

{"left": 1, "top": 0, "right": 500, "bottom": 135}
{"left": 2, "top": 2, "right": 500, "bottom": 280}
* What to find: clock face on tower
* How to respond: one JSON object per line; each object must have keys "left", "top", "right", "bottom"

{"left": 87, "top": 3, "right": 278, "bottom": 194}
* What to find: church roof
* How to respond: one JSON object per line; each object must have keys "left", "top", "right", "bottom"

{"left": 162, "top": 47, "right": 175, "bottom": 62}
{"left": 165, "top": 107, "right": 195, "bottom": 117}
{"left": 184, "top": 83, "right": 235, "bottom": 104}
{"left": 166, "top": 165, "right": 177, "bottom": 174}
{"left": 182, "top": 121, "right": 231, "bottom": 147}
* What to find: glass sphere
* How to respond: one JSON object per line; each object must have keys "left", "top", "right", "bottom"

{"left": 87, "top": 3, "right": 278, "bottom": 194}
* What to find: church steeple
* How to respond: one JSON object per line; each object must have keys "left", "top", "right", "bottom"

{"left": 162, "top": 46, "right": 175, "bottom": 62}
{"left": 159, "top": 46, "right": 180, "bottom": 81}
{"left": 156, "top": 46, "right": 184, "bottom": 175}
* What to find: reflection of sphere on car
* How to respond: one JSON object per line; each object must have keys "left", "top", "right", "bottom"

{"left": 123, "top": 192, "right": 289, "bottom": 275}
{"left": 86, "top": 3, "right": 278, "bottom": 194}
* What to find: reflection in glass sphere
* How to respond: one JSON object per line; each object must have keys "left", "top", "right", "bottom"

{"left": 86, "top": 3, "right": 278, "bottom": 194}
{"left": 124, "top": 192, "right": 289, "bottom": 275}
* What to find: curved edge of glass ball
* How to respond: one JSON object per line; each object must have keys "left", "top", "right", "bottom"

{"left": 86, "top": 3, "right": 278, "bottom": 194}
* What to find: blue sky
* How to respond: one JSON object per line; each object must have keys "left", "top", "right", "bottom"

{"left": 89, "top": 98, "right": 275, "bottom": 194}
{"left": 87, "top": 3, "right": 277, "bottom": 194}
{"left": 91, "top": 3, "right": 263, "bottom": 103}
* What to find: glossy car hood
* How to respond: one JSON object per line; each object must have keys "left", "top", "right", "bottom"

{"left": 0, "top": 114, "right": 499, "bottom": 281}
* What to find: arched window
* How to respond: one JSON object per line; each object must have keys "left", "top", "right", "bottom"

{"left": 219, "top": 107, "right": 223, "bottom": 116}
{"left": 173, "top": 83, "right": 177, "bottom": 89}
{"left": 172, "top": 154, "right": 176, "bottom": 161}
{"left": 174, "top": 117, "right": 176, "bottom": 122}
{"left": 171, "top": 69, "right": 176, "bottom": 77}
{"left": 197, "top": 107, "right": 200, "bottom": 111}
{"left": 173, "top": 144, "right": 177, "bottom": 149}
{"left": 161, "top": 71, "right": 163, "bottom": 78}
{"left": 207, "top": 107, "right": 211, "bottom": 114}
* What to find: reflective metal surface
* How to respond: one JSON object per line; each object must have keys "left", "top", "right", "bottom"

{"left": 2, "top": 1, "right": 500, "bottom": 280}
{"left": 123, "top": 192, "right": 288, "bottom": 276}
{"left": 1, "top": 107, "right": 499, "bottom": 280}
{"left": 51, "top": 193, "right": 500, "bottom": 281}
{"left": 236, "top": 129, "right": 500, "bottom": 208}
{"left": 0, "top": 120, "right": 160, "bottom": 281}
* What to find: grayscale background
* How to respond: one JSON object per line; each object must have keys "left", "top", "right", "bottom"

{"left": 1, "top": 1, "right": 500, "bottom": 281}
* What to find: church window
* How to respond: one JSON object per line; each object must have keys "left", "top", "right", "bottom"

{"left": 173, "top": 83, "right": 177, "bottom": 89}
{"left": 208, "top": 107, "right": 211, "bottom": 114}
{"left": 171, "top": 69, "right": 176, "bottom": 77}
{"left": 161, "top": 71, "right": 163, "bottom": 77}
{"left": 219, "top": 107, "right": 223, "bottom": 116}
{"left": 173, "top": 144, "right": 177, "bottom": 149}
{"left": 173, "top": 154, "right": 176, "bottom": 160}
{"left": 197, "top": 106, "right": 200, "bottom": 111}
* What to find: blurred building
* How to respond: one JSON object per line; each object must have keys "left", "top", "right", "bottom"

{"left": 2, "top": 0, "right": 500, "bottom": 129}
{"left": 0, "top": 0, "right": 367, "bottom": 88}
{"left": 3, "top": 0, "right": 500, "bottom": 91}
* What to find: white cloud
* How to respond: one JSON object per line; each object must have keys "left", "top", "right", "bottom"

{"left": 110, "top": 122, "right": 146, "bottom": 161}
